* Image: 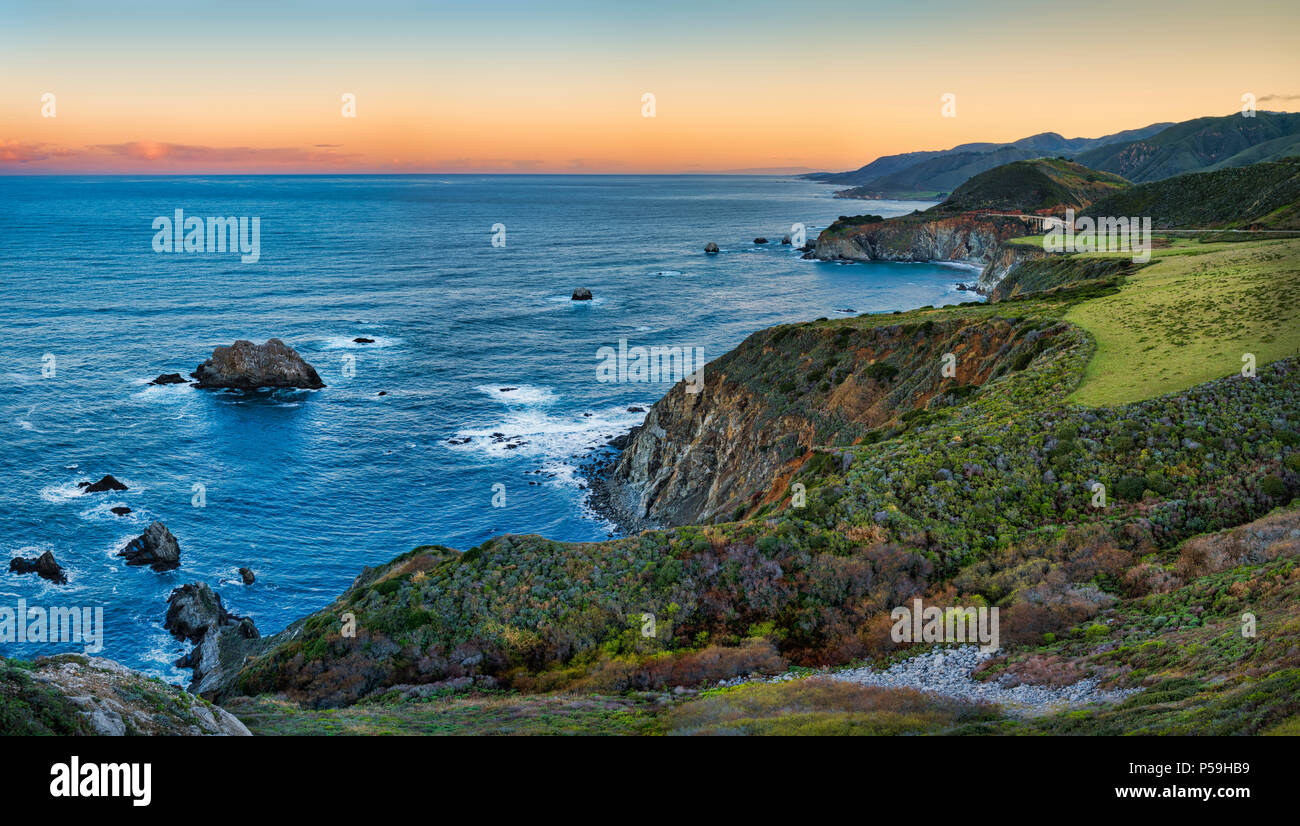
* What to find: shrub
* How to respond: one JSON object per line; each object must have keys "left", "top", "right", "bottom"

{"left": 1261, "top": 474, "right": 1287, "bottom": 500}
{"left": 1115, "top": 475, "right": 1148, "bottom": 502}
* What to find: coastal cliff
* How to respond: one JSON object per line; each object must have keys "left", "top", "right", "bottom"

{"left": 813, "top": 214, "right": 1041, "bottom": 269}
{"left": 598, "top": 315, "right": 1045, "bottom": 528}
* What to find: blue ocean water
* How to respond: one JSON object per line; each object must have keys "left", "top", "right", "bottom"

{"left": 0, "top": 174, "right": 980, "bottom": 678}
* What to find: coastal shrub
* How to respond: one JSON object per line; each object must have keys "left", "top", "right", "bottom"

{"left": 1115, "top": 475, "right": 1148, "bottom": 502}
{"left": 1260, "top": 474, "right": 1287, "bottom": 500}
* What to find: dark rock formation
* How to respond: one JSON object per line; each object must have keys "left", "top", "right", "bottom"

{"left": 110, "top": 506, "right": 131, "bottom": 516}
{"left": 80, "top": 474, "right": 127, "bottom": 493}
{"left": 118, "top": 521, "right": 181, "bottom": 571}
{"left": 238, "top": 567, "right": 255, "bottom": 585}
{"left": 781, "top": 235, "right": 792, "bottom": 245}
{"left": 571, "top": 288, "right": 593, "bottom": 301}
{"left": 150, "top": 373, "right": 187, "bottom": 385}
{"left": 754, "top": 237, "right": 768, "bottom": 244}
{"left": 353, "top": 337, "right": 374, "bottom": 344}
{"left": 164, "top": 583, "right": 261, "bottom": 697}
{"left": 9, "top": 551, "right": 67, "bottom": 585}
{"left": 704, "top": 242, "right": 719, "bottom": 253}
{"left": 190, "top": 339, "right": 325, "bottom": 390}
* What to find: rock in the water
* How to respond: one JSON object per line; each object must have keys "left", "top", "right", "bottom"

{"left": 81, "top": 474, "right": 127, "bottom": 493}
{"left": 781, "top": 235, "right": 792, "bottom": 245}
{"left": 190, "top": 338, "right": 325, "bottom": 390}
{"left": 754, "top": 237, "right": 768, "bottom": 244}
{"left": 9, "top": 550, "right": 68, "bottom": 585}
{"left": 571, "top": 288, "right": 593, "bottom": 301}
{"left": 150, "top": 373, "right": 187, "bottom": 385}
{"left": 704, "top": 242, "right": 719, "bottom": 254}
{"left": 627, "top": 406, "right": 646, "bottom": 413}
{"left": 238, "top": 567, "right": 255, "bottom": 585}
{"left": 164, "top": 583, "right": 261, "bottom": 697}
{"left": 353, "top": 337, "right": 375, "bottom": 343}
{"left": 118, "top": 521, "right": 181, "bottom": 571}
{"left": 110, "top": 506, "right": 131, "bottom": 516}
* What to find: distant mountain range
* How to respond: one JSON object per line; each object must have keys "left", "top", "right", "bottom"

{"left": 810, "top": 112, "right": 1300, "bottom": 200}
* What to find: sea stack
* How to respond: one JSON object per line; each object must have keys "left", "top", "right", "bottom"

{"left": 81, "top": 474, "right": 127, "bottom": 493}
{"left": 191, "top": 338, "right": 325, "bottom": 390}
{"left": 118, "top": 521, "right": 182, "bottom": 571}
{"left": 571, "top": 288, "right": 593, "bottom": 301}
{"left": 9, "top": 551, "right": 68, "bottom": 585}
{"left": 704, "top": 242, "right": 719, "bottom": 254}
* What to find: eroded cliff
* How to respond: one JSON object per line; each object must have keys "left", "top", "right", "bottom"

{"left": 598, "top": 315, "right": 1045, "bottom": 528}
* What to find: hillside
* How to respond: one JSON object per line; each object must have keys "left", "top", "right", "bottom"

{"left": 811, "top": 122, "right": 1169, "bottom": 195}
{"left": 1076, "top": 111, "right": 1300, "bottom": 183}
{"left": 813, "top": 159, "right": 1128, "bottom": 278}
{"left": 1080, "top": 157, "right": 1300, "bottom": 229}
{"left": 934, "top": 158, "right": 1129, "bottom": 216}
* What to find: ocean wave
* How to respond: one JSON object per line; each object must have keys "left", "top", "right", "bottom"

{"left": 475, "top": 384, "right": 557, "bottom": 406}
{"left": 446, "top": 403, "right": 647, "bottom": 462}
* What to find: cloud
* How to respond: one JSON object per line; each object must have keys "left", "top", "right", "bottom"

{"left": 0, "top": 139, "right": 363, "bottom": 170}
{"left": 90, "top": 141, "right": 359, "bottom": 164}
{"left": 0, "top": 140, "right": 72, "bottom": 163}
{"left": 1257, "top": 93, "right": 1300, "bottom": 102}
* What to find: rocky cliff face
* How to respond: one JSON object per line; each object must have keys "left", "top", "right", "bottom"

{"left": 1, "top": 654, "right": 250, "bottom": 735}
{"left": 814, "top": 214, "right": 1042, "bottom": 271}
{"left": 598, "top": 316, "right": 1028, "bottom": 528}
{"left": 978, "top": 243, "right": 1048, "bottom": 293}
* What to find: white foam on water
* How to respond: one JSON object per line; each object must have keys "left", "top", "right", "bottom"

{"left": 449, "top": 388, "right": 648, "bottom": 463}
{"left": 78, "top": 500, "right": 146, "bottom": 525}
{"left": 475, "top": 384, "right": 557, "bottom": 406}
{"left": 318, "top": 334, "right": 402, "bottom": 350}
{"left": 40, "top": 480, "right": 91, "bottom": 504}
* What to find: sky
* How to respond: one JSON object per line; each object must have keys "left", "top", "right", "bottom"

{"left": 1, "top": 0, "right": 1298, "bottom": 174}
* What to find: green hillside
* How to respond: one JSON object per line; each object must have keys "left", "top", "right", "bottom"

{"left": 1080, "top": 157, "right": 1300, "bottom": 229}
{"left": 934, "top": 157, "right": 1129, "bottom": 215}
{"left": 1076, "top": 111, "right": 1300, "bottom": 183}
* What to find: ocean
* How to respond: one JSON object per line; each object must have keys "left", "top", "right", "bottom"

{"left": 0, "top": 174, "right": 981, "bottom": 678}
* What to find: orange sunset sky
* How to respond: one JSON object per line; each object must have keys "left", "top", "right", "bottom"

{"left": 2, "top": 0, "right": 1298, "bottom": 174}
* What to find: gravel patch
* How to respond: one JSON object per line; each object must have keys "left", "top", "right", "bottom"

{"left": 826, "top": 645, "right": 1138, "bottom": 716}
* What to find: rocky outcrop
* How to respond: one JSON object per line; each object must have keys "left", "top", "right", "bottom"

{"left": 989, "top": 256, "right": 1138, "bottom": 302}
{"left": 80, "top": 474, "right": 127, "bottom": 493}
{"left": 571, "top": 288, "right": 593, "bottom": 301}
{"left": 165, "top": 583, "right": 263, "bottom": 698}
{"left": 814, "top": 214, "right": 1042, "bottom": 273}
{"left": 191, "top": 338, "right": 325, "bottom": 390}
{"left": 118, "top": 521, "right": 182, "bottom": 571}
{"left": 150, "top": 373, "right": 187, "bottom": 385}
{"left": 597, "top": 317, "right": 1032, "bottom": 528}
{"left": 12, "top": 654, "right": 249, "bottom": 735}
{"left": 978, "top": 242, "right": 1049, "bottom": 293}
{"left": 9, "top": 550, "right": 67, "bottom": 584}
{"left": 704, "top": 242, "right": 719, "bottom": 254}
{"left": 239, "top": 567, "right": 256, "bottom": 585}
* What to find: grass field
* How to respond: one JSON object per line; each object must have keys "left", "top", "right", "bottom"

{"left": 223, "top": 691, "right": 660, "bottom": 735}
{"left": 1065, "top": 238, "right": 1300, "bottom": 405}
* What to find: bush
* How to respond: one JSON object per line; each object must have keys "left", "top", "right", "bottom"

{"left": 1115, "top": 475, "right": 1148, "bottom": 502}
{"left": 1260, "top": 474, "right": 1287, "bottom": 500}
